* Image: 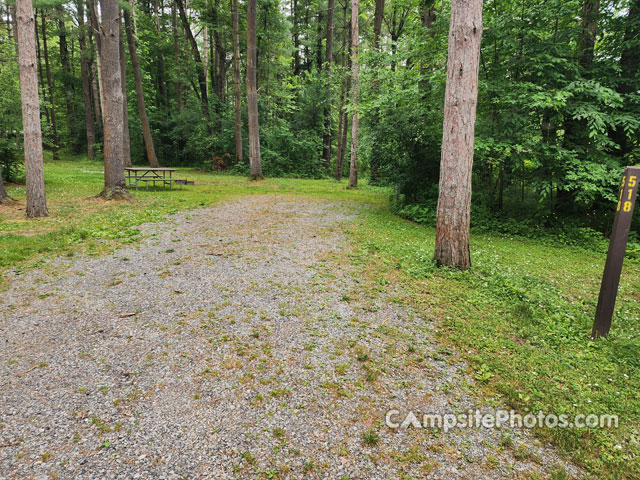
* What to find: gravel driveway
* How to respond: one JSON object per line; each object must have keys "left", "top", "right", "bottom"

{"left": 0, "top": 196, "right": 579, "bottom": 479}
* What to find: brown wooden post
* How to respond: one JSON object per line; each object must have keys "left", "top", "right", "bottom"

{"left": 592, "top": 166, "right": 640, "bottom": 338}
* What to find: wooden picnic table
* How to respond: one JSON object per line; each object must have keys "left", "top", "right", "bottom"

{"left": 125, "top": 167, "right": 187, "bottom": 190}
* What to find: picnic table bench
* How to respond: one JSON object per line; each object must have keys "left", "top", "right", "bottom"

{"left": 125, "top": 167, "right": 191, "bottom": 190}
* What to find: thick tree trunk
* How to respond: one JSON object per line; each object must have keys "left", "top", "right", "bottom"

{"left": 175, "top": 0, "right": 209, "bottom": 117}
{"left": 321, "top": 0, "right": 335, "bottom": 171}
{"left": 434, "top": 0, "right": 483, "bottom": 270}
{"left": 247, "top": 0, "right": 263, "bottom": 180}
{"left": 16, "top": 0, "right": 49, "bottom": 217}
{"left": 98, "top": 0, "right": 130, "bottom": 199}
{"left": 172, "top": 0, "right": 182, "bottom": 111}
{"left": 40, "top": 10, "right": 59, "bottom": 160}
{"left": 348, "top": 0, "right": 359, "bottom": 188}
{"left": 232, "top": 0, "right": 243, "bottom": 164}
{"left": 124, "top": 8, "right": 160, "bottom": 168}
{"left": 77, "top": 0, "right": 96, "bottom": 160}
{"left": 119, "top": 14, "right": 132, "bottom": 168}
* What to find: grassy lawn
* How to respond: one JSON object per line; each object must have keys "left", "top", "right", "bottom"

{"left": 1, "top": 153, "right": 639, "bottom": 478}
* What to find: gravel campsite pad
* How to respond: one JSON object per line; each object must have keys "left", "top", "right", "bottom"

{"left": 0, "top": 196, "right": 579, "bottom": 479}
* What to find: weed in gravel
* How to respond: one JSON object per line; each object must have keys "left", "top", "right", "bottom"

{"left": 361, "top": 429, "right": 380, "bottom": 446}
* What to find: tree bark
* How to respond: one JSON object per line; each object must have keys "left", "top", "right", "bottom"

{"left": 213, "top": 0, "right": 226, "bottom": 101}
{"left": 34, "top": 10, "right": 47, "bottom": 125}
{"left": 77, "top": 0, "right": 96, "bottom": 160}
{"left": 175, "top": 0, "right": 209, "bottom": 117}
{"left": 232, "top": 0, "right": 243, "bottom": 163}
{"left": 203, "top": 26, "right": 209, "bottom": 96}
{"left": 124, "top": 7, "right": 160, "bottom": 168}
{"left": 578, "top": 0, "right": 600, "bottom": 68}
{"left": 335, "top": 3, "right": 350, "bottom": 180}
{"left": 98, "top": 0, "right": 130, "bottom": 199}
{"left": 373, "top": 0, "right": 384, "bottom": 49}
{"left": 16, "top": 0, "right": 49, "bottom": 217}
{"left": 247, "top": 0, "right": 263, "bottom": 180}
{"left": 153, "top": 0, "right": 167, "bottom": 108}
{"left": 39, "top": 9, "right": 59, "bottom": 160}
{"left": 119, "top": 13, "right": 132, "bottom": 168}
{"left": 348, "top": 0, "right": 359, "bottom": 188}
{"left": 434, "top": 0, "right": 483, "bottom": 270}
{"left": 88, "top": 0, "right": 106, "bottom": 131}
{"left": 321, "top": 0, "right": 335, "bottom": 171}
{"left": 292, "top": 0, "right": 300, "bottom": 74}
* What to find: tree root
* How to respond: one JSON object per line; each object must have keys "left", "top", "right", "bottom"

{"left": 98, "top": 186, "right": 133, "bottom": 200}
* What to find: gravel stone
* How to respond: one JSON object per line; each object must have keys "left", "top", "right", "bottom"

{"left": 0, "top": 196, "right": 580, "bottom": 479}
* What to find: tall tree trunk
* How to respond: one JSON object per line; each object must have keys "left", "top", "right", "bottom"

{"left": 175, "top": 0, "right": 209, "bottom": 117}
{"left": 172, "top": 0, "right": 182, "bottom": 111}
{"left": 316, "top": 8, "right": 323, "bottom": 72}
{"left": 119, "top": 14, "right": 132, "bottom": 167}
{"left": 578, "top": 0, "right": 600, "bottom": 68}
{"left": 373, "top": 0, "right": 384, "bottom": 49}
{"left": 203, "top": 26, "right": 209, "bottom": 96}
{"left": 434, "top": 0, "right": 483, "bottom": 270}
{"left": 98, "top": 0, "right": 130, "bottom": 199}
{"left": 77, "top": 0, "right": 96, "bottom": 160}
{"left": 39, "top": 9, "right": 59, "bottom": 160}
{"left": 91, "top": 60, "right": 103, "bottom": 130}
{"left": 124, "top": 7, "right": 160, "bottom": 168}
{"left": 335, "top": 3, "right": 350, "bottom": 180}
{"left": 246, "top": 0, "right": 263, "bottom": 180}
{"left": 16, "top": 0, "right": 49, "bottom": 217}
{"left": 88, "top": 0, "right": 106, "bottom": 131}
{"left": 57, "top": 6, "right": 74, "bottom": 131}
{"left": 34, "top": 11, "right": 47, "bottom": 124}
{"left": 321, "top": 0, "right": 335, "bottom": 170}
{"left": 153, "top": 0, "right": 167, "bottom": 108}
{"left": 232, "top": 0, "right": 243, "bottom": 163}
{"left": 213, "top": 0, "right": 225, "bottom": 101}
{"left": 292, "top": 0, "right": 300, "bottom": 74}
{"left": 419, "top": 0, "right": 436, "bottom": 89}
{"left": 348, "top": 0, "right": 359, "bottom": 188}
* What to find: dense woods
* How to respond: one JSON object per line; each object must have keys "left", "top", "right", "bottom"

{"left": 1, "top": 0, "right": 640, "bottom": 236}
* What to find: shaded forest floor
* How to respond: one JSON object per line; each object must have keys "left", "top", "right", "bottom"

{"left": 1, "top": 154, "right": 639, "bottom": 478}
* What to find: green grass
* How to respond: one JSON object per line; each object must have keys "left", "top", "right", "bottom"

{"left": 2, "top": 152, "right": 639, "bottom": 477}
{"left": 348, "top": 206, "right": 640, "bottom": 479}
